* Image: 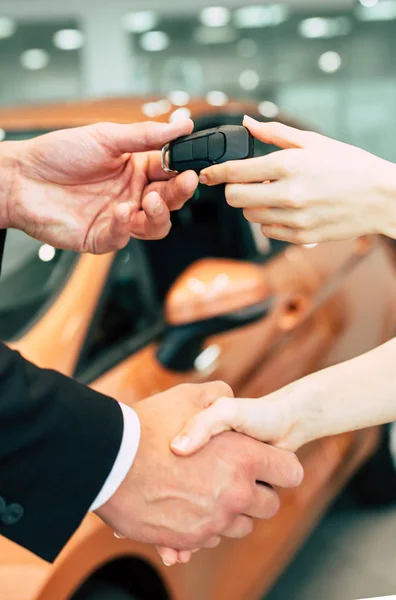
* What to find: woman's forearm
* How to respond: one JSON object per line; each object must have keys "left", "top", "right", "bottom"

{"left": 0, "top": 141, "right": 20, "bottom": 229}
{"left": 289, "top": 337, "right": 396, "bottom": 448}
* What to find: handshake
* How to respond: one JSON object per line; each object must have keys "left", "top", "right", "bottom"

{"left": 96, "top": 381, "right": 305, "bottom": 567}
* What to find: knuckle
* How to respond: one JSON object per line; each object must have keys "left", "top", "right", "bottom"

{"left": 286, "top": 183, "right": 306, "bottom": 209}
{"left": 293, "top": 229, "right": 311, "bottom": 245}
{"left": 263, "top": 490, "right": 281, "bottom": 519}
{"left": 226, "top": 485, "right": 251, "bottom": 513}
{"left": 280, "top": 153, "right": 298, "bottom": 178}
{"left": 294, "top": 212, "right": 313, "bottom": 230}
{"left": 214, "top": 381, "right": 234, "bottom": 398}
{"left": 239, "top": 518, "right": 254, "bottom": 538}
{"left": 201, "top": 381, "right": 234, "bottom": 408}
{"left": 188, "top": 526, "right": 205, "bottom": 547}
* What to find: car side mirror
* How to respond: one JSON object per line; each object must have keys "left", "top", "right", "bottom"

{"left": 157, "top": 258, "right": 274, "bottom": 371}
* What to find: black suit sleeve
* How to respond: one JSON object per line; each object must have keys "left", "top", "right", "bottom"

{"left": 0, "top": 343, "right": 123, "bottom": 562}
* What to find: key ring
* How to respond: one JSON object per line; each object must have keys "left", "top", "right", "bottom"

{"left": 161, "top": 143, "right": 176, "bottom": 173}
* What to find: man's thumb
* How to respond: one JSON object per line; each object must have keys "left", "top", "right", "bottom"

{"left": 91, "top": 119, "right": 194, "bottom": 155}
{"left": 171, "top": 397, "right": 236, "bottom": 456}
{"left": 243, "top": 115, "right": 317, "bottom": 150}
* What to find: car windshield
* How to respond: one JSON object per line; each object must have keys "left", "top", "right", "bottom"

{"left": 0, "top": 130, "right": 77, "bottom": 341}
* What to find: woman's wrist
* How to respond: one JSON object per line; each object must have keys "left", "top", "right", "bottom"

{"left": 271, "top": 378, "right": 321, "bottom": 452}
{"left": 0, "top": 141, "right": 20, "bottom": 229}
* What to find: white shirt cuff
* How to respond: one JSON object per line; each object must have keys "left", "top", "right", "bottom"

{"left": 89, "top": 402, "right": 141, "bottom": 512}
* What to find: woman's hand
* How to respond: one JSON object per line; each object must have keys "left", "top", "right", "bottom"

{"left": 2, "top": 119, "right": 198, "bottom": 253}
{"left": 156, "top": 384, "right": 306, "bottom": 568}
{"left": 170, "top": 386, "right": 304, "bottom": 456}
{"left": 199, "top": 115, "right": 396, "bottom": 245}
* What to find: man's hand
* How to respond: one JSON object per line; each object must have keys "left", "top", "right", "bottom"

{"left": 198, "top": 115, "right": 396, "bottom": 245}
{"left": 3, "top": 119, "right": 198, "bottom": 252}
{"left": 96, "top": 382, "right": 303, "bottom": 562}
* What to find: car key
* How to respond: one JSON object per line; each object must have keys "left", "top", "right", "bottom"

{"left": 161, "top": 125, "right": 254, "bottom": 174}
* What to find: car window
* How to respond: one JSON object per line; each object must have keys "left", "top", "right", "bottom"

{"left": 0, "top": 229, "right": 77, "bottom": 341}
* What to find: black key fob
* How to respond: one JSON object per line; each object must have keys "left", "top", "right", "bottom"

{"left": 162, "top": 125, "right": 254, "bottom": 174}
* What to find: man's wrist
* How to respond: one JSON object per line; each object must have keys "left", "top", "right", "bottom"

{"left": 90, "top": 402, "right": 141, "bottom": 512}
{"left": 0, "top": 141, "right": 20, "bottom": 229}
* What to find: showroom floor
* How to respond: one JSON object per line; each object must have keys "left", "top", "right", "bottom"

{"left": 266, "top": 494, "right": 396, "bottom": 600}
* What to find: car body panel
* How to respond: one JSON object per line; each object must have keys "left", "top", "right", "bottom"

{"left": 1, "top": 98, "right": 396, "bottom": 600}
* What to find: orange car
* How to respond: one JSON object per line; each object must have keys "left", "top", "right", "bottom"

{"left": 1, "top": 98, "right": 396, "bottom": 600}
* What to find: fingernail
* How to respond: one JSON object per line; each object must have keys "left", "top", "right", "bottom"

{"left": 171, "top": 434, "right": 191, "bottom": 451}
{"left": 199, "top": 174, "right": 208, "bottom": 185}
{"left": 243, "top": 115, "right": 258, "bottom": 125}
{"left": 162, "top": 560, "right": 172, "bottom": 567}
{"left": 154, "top": 200, "right": 165, "bottom": 215}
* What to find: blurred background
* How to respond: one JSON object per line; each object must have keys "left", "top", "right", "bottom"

{"left": 0, "top": 0, "right": 396, "bottom": 160}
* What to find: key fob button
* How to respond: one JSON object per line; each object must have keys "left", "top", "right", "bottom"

{"left": 208, "top": 132, "right": 226, "bottom": 161}
{"left": 192, "top": 136, "right": 209, "bottom": 160}
{"left": 172, "top": 139, "right": 193, "bottom": 163}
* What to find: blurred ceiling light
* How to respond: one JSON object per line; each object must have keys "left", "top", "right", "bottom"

{"left": 20, "top": 49, "right": 50, "bottom": 70}
{"left": 258, "top": 101, "right": 279, "bottom": 118}
{"left": 155, "top": 99, "right": 172, "bottom": 114}
{"left": 122, "top": 10, "right": 159, "bottom": 33}
{"left": 168, "top": 90, "right": 190, "bottom": 106}
{"left": 0, "top": 128, "right": 5, "bottom": 142}
{"left": 359, "top": 0, "right": 379, "bottom": 6}
{"left": 194, "top": 25, "right": 236, "bottom": 44}
{"left": 38, "top": 244, "right": 56, "bottom": 262}
{"left": 53, "top": 29, "right": 84, "bottom": 50}
{"left": 169, "top": 107, "right": 192, "bottom": 122}
{"left": 142, "top": 102, "right": 158, "bottom": 118}
{"left": 234, "top": 4, "right": 289, "bottom": 28}
{"left": 239, "top": 69, "right": 260, "bottom": 90}
{"left": 318, "top": 51, "right": 342, "bottom": 73}
{"left": 0, "top": 16, "right": 16, "bottom": 39}
{"left": 142, "top": 99, "right": 171, "bottom": 117}
{"left": 237, "top": 38, "right": 257, "bottom": 58}
{"left": 356, "top": 0, "right": 396, "bottom": 20}
{"left": 140, "top": 31, "right": 169, "bottom": 52}
{"left": 199, "top": 6, "right": 231, "bottom": 27}
{"left": 206, "top": 90, "right": 229, "bottom": 106}
{"left": 299, "top": 16, "right": 352, "bottom": 39}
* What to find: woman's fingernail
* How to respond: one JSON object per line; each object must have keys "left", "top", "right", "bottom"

{"left": 199, "top": 174, "right": 208, "bottom": 185}
{"left": 243, "top": 115, "right": 258, "bottom": 125}
{"left": 171, "top": 434, "right": 191, "bottom": 451}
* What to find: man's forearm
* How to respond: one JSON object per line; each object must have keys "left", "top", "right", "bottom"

{"left": 0, "top": 141, "right": 20, "bottom": 229}
{"left": 289, "top": 337, "right": 396, "bottom": 448}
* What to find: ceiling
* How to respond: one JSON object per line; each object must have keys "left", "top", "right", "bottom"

{"left": 0, "top": 0, "right": 357, "bottom": 21}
